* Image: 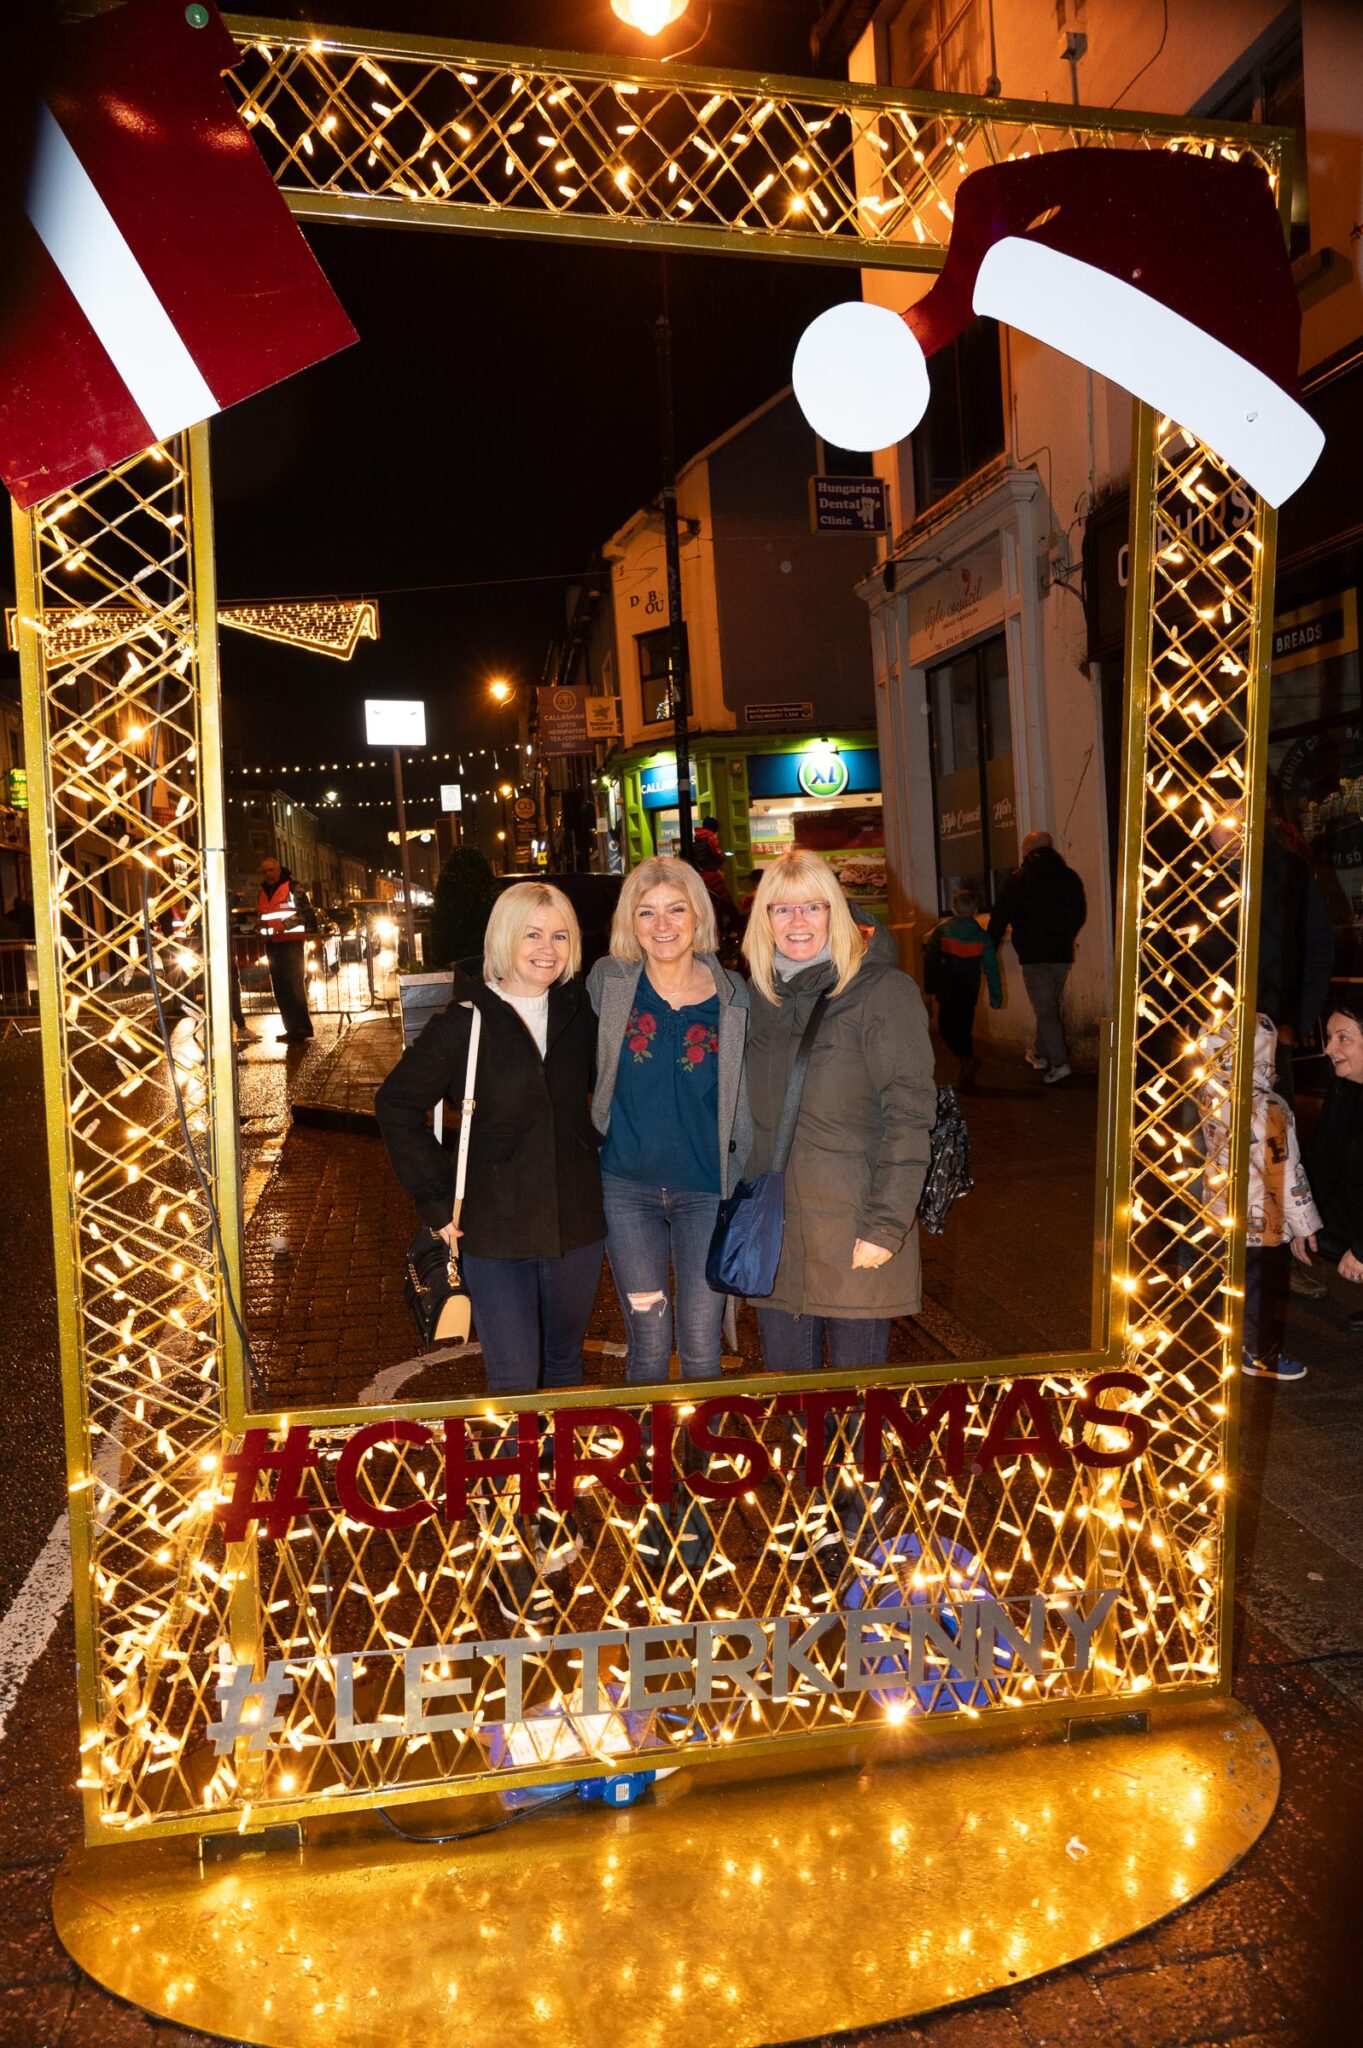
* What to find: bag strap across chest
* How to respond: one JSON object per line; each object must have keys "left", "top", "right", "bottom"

{"left": 771, "top": 990, "right": 830, "bottom": 1172}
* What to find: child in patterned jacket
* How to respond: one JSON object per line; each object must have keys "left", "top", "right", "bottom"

{"left": 923, "top": 886, "right": 1003, "bottom": 1091}
{"left": 1197, "top": 1013, "right": 1321, "bottom": 1382}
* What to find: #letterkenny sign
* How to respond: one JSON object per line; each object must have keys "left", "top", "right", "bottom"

{"left": 0, "top": 0, "right": 356, "bottom": 510}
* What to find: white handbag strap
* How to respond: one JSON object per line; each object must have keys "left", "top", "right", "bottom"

{"left": 449, "top": 1001, "right": 481, "bottom": 1234}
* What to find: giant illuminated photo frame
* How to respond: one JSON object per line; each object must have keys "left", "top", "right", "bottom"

{"left": 12, "top": 16, "right": 1285, "bottom": 1841}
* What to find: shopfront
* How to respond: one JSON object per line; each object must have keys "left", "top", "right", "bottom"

{"left": 607, "top": 730, "right": 885, "bottom": 914}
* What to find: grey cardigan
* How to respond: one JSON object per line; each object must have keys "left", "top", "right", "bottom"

{"left": 587, "top": 952, "right": 752, "bottom": 1196}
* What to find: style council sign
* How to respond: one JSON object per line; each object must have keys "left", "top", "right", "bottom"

{"left": 907, "top": 543, "right": 1005, "bottom": 666}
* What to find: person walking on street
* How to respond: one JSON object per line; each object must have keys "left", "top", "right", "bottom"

{"left": 588, "top": 856, "right": 750, "bottom": 1387}
{"left": 987, "top": 830, "right": 1087, "bottom": 1083}
{"left": 744, "top": 849, "right": 937, "bottom": 1372}
{"left": 923, "top": 886, "right": 1003, "bottom": 1090}
{"left": 257, "top": 855, "right": 315, "bottom": 1043}
{"left": 1300, "top": 1004, "right": 1363, "bottom": 1337}
{"left": 1197, "top": 1013, "right": 1321, "bottom": 1382}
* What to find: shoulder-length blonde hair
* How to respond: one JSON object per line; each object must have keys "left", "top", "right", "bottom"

{"left": 743, "top": 849, "right": 865, "bottom": 1002}
{"left": 483, "top": 882, "right": 581, "bottom": 983}
{"left": 610, "top": 855, "right": 718, "bottom": 962}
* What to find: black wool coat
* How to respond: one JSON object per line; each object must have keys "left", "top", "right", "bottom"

{"left": 374, "top": 971, "right": 605, "bottom": 1259}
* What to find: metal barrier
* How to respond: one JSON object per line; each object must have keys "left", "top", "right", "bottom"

{"left": 234, "top": 937, "right": 403, "bottom": 1020}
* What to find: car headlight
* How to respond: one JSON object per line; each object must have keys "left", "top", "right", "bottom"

{"left": 374, "top": 916, "right": 397, "bottom": 943}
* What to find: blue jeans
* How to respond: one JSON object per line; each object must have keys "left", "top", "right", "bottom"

{"left": 462, "top": 1239, "right": 604, "bottom": 1395}
{"left": 757, "top": 1309, "right": 891, "bottom": 1372}
{"left": 602, "top": 1174, "right": 723, "bottom": 1384}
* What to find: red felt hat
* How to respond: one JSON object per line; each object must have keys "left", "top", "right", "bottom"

{"left": 793, "top": 148, "right": 1322, "bottom": 507}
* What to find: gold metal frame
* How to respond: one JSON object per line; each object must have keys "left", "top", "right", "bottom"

{"left": 12, "top": 17, "right": 1285, "bottom": 1840}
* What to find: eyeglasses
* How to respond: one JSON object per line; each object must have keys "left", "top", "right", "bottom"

{"left": 768, "top": 901, "right": 829, "bottom": 922}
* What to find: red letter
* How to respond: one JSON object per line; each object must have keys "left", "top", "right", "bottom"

{"left": 685, "top": 1396, "right": 772, "bottom": 1500}
{"left": 650, "top": 1401, "right": 677, "bottom": 1505}
{"left": 1072, "top": 1371, "right": 1153, "bottom": 1468}
{"left": 977, "top": 1382, "right": 1068, "bottom": 1471}
{"left": 864, "top": 1385, "right": 968, "bottom": 1481}
{"left": 442, "top": 1413, "right": 541, "bottom": 1520}
{"left": 552, "top": 1408, "right": 644, "bottom": 1510}
{"left": 336, "top": 1420, "right": 435, "bottom": 1530}
{"left": 776, "top": 1390, "right": 859, "bottom": 1488}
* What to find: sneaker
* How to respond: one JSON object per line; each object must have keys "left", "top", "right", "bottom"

{"left": 276, "top": 1030, "right": 314, "bottom": 1043}
{"left": 1345, "top": 1309, "right": 1363, "bottom": 1334}
{"left": 1291, "top": 1265, "right": 1328, "bottom": 1299}
{"left": 1043, "top": 1063, "right": 1073, "bottom": 1085}
{"left": 1025, "top": 1050, "right": 1048, "bottom": 1071}
{"left": 535, "top": 1506, "right": 582, "bottom": 1575}
{"left": 1243, "top": 1354, "right": 1307, "bottom": 1381}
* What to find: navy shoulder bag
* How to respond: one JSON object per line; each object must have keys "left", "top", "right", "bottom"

{"left": 705, "top": 991, "right": 830, "bottom": 1298}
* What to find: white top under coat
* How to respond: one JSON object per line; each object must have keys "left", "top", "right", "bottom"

{"left": 489, "top": 980, "right": 548, "bottom": 1056}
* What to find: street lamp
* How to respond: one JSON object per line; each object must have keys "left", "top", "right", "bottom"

{"left": 488, "top": 676, "right": 513, "bottom": 705}
{"left": 611, "top": 1, "right": 688, "bottom": 33}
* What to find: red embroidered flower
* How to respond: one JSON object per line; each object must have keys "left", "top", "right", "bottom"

{"left": 628, "top": 1034, "right": 649, "bottom": 1054}
{"left": 685, "top": 1044, "right": 706, "bottom": 1064}
{"left": 684, "top": 1022, "right": 708, "bottom": 1044}
{"left": 638, "top": 1012, "right": 657, "bottom": 1035}
{"left": 627, "top": 1006, "right": 655, "bottom": 1061}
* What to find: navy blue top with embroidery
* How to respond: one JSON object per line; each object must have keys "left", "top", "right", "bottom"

{"left": 599, "top": 972, "right": 722, "bottom": 1193}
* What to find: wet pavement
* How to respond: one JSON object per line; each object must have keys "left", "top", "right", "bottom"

{"left": 0, "top": 1013, "right": 1360, "bottom": 2044}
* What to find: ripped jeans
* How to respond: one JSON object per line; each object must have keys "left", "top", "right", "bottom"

{"left": 601, "top": 1173, "right": 723, "bottom": 1384}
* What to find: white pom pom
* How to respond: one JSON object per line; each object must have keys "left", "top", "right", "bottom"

{"left": 792, "top": 300, "right": 929, "bottom": 451}
{"left": 268, "top": 1234, "right": 289, "bottom": 1257}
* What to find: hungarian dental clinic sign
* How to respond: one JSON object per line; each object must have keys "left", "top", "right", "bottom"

{"left": 0, "top": 0, "right": 355, "bottom": 509}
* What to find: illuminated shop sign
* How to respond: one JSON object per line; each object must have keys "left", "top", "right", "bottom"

{"left": 747, "top": 746, "right": 880, "bottom": 801}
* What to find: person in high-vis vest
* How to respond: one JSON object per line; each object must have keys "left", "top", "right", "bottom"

{"left": 258, "top": 856, "right": 315, "bottom": 1042}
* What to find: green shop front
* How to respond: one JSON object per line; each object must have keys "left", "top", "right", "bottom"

{"left": 607, "top": 732, "right": 886, "bottom": 917}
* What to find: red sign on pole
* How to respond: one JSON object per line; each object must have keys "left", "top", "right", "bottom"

{"left": 0, "top": 0, "right": 356, "bottom": 509}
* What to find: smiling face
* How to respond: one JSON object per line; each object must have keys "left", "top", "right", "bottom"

{"left": 504, "top": 914, "right": 571, "bottom": 995}
{"left": 1325, "top": 1010, "right": 1363, "bottom": 1085}
{"left": 634, "top": 883, "right": 697, "bottom": 968}
{"left": 767, "top": 890, "right": 831, "bottom": 963}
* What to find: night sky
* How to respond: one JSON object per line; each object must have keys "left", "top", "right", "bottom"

{"left": 212, "top": 0, "right": 856, "bottom": 859}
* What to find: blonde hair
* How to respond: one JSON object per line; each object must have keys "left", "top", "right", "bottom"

{"left": 743, "top": 849, "right": 865, "bottom": 1002}
{"left": 610, "top": 855, "right": 718, "bottom": 962}
{"left": 483, "top": 882, "right": 580, "bottom": 983}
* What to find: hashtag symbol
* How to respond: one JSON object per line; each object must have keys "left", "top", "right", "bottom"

{"left": 210, "top": 1660, "right": 294, "bottom": 1755}
{"left": 215, "top": 1425, "right": 318, "bottom": 1541}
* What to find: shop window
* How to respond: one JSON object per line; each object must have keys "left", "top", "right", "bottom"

{"left": 911, "top": 318, "right": 1005, "bottom": 517}
{"left": 927, "top": 632, "right": 1018, "bottom": 910}
{"left": 1208, "top": 25, "right": 1309, "bottom": 260}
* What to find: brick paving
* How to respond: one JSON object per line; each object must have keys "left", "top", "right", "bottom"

{"left": 1, "top": 1024, "right": 1360, "bottom": 2045}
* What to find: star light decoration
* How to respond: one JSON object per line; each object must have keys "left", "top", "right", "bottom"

{"left": 8, "top": 30, "right": 1280, "bottom": 1836}
{"left": 5, "top": 596, "right": 379, "bottom": 665}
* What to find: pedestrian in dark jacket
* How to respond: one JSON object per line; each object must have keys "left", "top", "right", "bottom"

{"left": 375, "top": 883, "right": 605, "bottom": 1395}
{"left": 923, "top": 886, "right": 1002, "bottom": 1089}
{"left": 1257, "top": 821, "right": 1335, "bottom": 1104}
{"left": 987, "top": 830, "right": 1087, "bottom": 1083}
{"left": 1300, "top": 1003, "right": 1363, "bottom": 1334}
{"left": 257, "top": 855, "right": 316, "bottom": 1042}
{"left": 744, "top": 850, "right": 937, "bottom": 1365}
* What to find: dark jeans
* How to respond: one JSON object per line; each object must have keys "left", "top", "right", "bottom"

{"left": 757, "top": 1309, "right": 891, "bottom": 1372}
{"left": 267, "top": 941, "right": 312, "bottom": 1037}
{"left": 1244, "top": 1244, "right": 1291, "bottom": 1364}
{"left": 601, "top": 1173, "right": 723, "bottom": 1383}
{"left": 461, "top": 1238, "right": 604, "bottom": 1395}
{"left": 936, "top": 986, "right": 978, "bottom": 1060}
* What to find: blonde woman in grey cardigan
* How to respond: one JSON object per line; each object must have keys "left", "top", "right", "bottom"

{"left": 744, "top": 849, "right": 936, "bottom": 1370}
{"left": 587, "top": 856, "right": 750, "bottom": 1384}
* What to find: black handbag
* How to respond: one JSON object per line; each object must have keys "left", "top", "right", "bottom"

{"left": 916, "top": 1085, "right": 974, "bottom": 1235}
{"left": 402, "top": 1003, "right": 479, "bottom": 1350}
{"left": 705, "top": 992, "right": 830, "bottom": 1297}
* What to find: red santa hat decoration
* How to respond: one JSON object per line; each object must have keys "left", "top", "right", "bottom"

{"left": 793, "top": 149, "right": 1323, "bottom": 508}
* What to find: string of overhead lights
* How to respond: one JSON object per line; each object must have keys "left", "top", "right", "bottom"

{"left": 228, "top": 745, "right": 533, "bottom": 775}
